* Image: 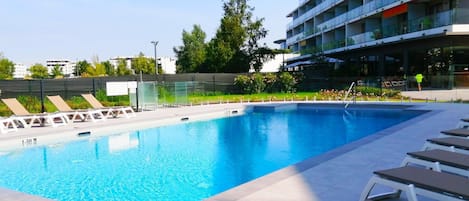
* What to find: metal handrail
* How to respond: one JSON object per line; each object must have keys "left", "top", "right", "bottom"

{"left": 344, "top": 82, "right": 356, "bottom": 109}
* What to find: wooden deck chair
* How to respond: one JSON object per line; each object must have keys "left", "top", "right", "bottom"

{"left": 81, "top": 94, "right": 135, "bottom": 119}
{"left": 360, "top": 166, "right": 469, "bottom": 201}
{"left": 0, "top": 117, "right": 18, "bottom": 134}
{"left": 46, "top": 95, "right": 106, "bottom": 123}
{"left": 1, "top": 98, "right": 67, "bottom": 128}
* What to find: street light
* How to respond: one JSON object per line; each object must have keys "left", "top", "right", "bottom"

{"left": 151, "top": 41, "right": 159, "bottom": 77}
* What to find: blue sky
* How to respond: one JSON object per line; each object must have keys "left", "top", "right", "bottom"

{"left": 0, "top": 0, "right": 296, "bottom": 65}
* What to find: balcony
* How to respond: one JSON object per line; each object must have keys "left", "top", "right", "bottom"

{"left": 337, "top": 9, "right": 465, "bottom": 53}
{"left": 287, "top": 0, "right": 345, "bottom": 31}
{"left": 286, "top": 32, "right": 305, "bottom": 45}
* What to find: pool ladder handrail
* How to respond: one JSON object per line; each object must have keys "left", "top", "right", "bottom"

{"left": 344, "top": 82, "right": 356, "bottom": 109}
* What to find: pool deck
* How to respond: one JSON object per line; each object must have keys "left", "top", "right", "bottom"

{"left": 1, "top": 101, "right": 468, "bottom": 201}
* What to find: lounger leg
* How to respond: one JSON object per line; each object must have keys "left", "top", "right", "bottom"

{"left": 401, "top": 157, "right": 441, "bottom": 172}
{"left": 405, "top": 184, "right": 418, "bottom": 201}
{"left": 360, "top": 176, "right": 403, "bottom": 201}
{"left": 359, "top": 177, "right": 377, "bottom": 201}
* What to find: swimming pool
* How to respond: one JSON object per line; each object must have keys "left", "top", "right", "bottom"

{"left": 0, "top": 104, "right": 425, "bottom": 201}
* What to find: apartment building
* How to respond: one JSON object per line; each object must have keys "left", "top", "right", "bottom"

{"left": 286, "top": 0, "right": 469, "bottom": 89}
{"left": 109, "top": 56, "right": 177, "bottom": 74}
{"left": 13, "top": 63, "right": 28, "bottom": 79}
{"left": 46, "top": 59, "right": 76, "bottom": 77}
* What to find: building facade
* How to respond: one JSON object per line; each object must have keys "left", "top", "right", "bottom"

{"left": 109, "top": 56, "right": 177, "bottom": 74}
{"left": 46, "top": 59, "right": 76, "bottom": 77}
{"left": 13, "top": 63, "right": 28, "bottom": 79}
{"left": 286, "top": 0, "right": 469, "bottom": 89}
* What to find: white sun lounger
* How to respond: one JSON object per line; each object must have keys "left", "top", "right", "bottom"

{"left": 1, "top": 98, "right": 67, "bottom": 128}
{"left": 402, "top": 149, "right": 469, "bottom": 178}
{"left": 81, "top": 93, "right": 135, "bottom": 119}
{"left": 47, "top": 95, "right": 106, "bottom": 123}
{"left": 360, "top": 166, "right": 469, "bottom": 201}
{"left": 0, "top": 117, "right": 18, "bottom": 134}
{"left": 422, "top": 137, "right": 469, "bottom": 155}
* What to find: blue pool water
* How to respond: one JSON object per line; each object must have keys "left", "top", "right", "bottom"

{"left": 0, "top": 105, "right": 424, "bottom": 200}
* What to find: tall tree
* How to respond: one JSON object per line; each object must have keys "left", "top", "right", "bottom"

{"left": 29, "top": 63, "right": 49, "bottom": 79}
{"left": 85, "top": 62, "right": 106, "bottom": 77}
{"left": 205, "top": 0, "right": 269, "bottom": 73}
{"left": 174, "top": 25, "right": 207, "bottom": 73}
{"left": 116, "top": 59, "right": 132, "bottom": 76}
{"left": 50, "top": 65, "right": 64, "bottom": 78}
{"left": 0, "top": 57, "right": 15, "bottom": 80}
{"left": 76, "top": 60, "right": 91, "bottom": 76}
{"left": 101, "top": 61, "right": 115, "bottom": 76}
{"left": 131, "top": 52, "right": 153, "bottom": 74}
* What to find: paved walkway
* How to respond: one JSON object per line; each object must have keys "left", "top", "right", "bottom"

{"left": 402, "top": 89, "right": 469, "bottom": 101}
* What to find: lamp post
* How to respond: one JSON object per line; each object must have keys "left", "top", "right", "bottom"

{"left": 151, "top": 41, "right": 159, "bottom": 78}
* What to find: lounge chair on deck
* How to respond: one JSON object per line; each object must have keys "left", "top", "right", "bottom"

{"left": 1, "top": 98, "right": 67, "bottom": 128}
{"left": 402, "top": 149, "right": 469, "bottom": 177}
{"left": 457, "top": 118, "right": 469, "bottom": 128}
{"left": 440, "top": 128, "right": 469, "bottom": 138}
{"left": 360, "top": 166, "right": 469, "bottom": 201}
{"left": 81, "top": 94, "right": 135, "bottom": 118}
{"left": 46, "top": 95, "right": 105, "bottom": 123}
{"left": 0, "top": 117, "right": 18, "bottom": 134}
{"left": 423, "top": 137, "right": 469, "bottom": 155}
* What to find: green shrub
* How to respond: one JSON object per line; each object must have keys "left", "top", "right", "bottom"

{"left": 264, "top": 73, "right": 278, "bottom": 93}
{"left": 251, "top": 73, "right": 266, "bottom": 94}
{"left": 278, "top": 72, "right": 297, "bottom": 93}
{"left": 95, "top": 89, "right": 108, "bottom": 102}
{"left": 68, "top": 96, "right": 90, "bottom": 109}
{"left": 17, "top": 96, "right": 42, "bottom": 113}
{"left": 355, "top": 86, "right": 401, "bottom": 97}
{"left": 234, "top": 75, "right": 252, "bottom": 94}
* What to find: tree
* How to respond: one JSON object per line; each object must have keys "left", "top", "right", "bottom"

{"left": 174, "top": 25, "right": 207, "bottom": 73}
{"left": 76, "top": 60, "right": 91, "bottom": 76}
{"left": 50, "top": 64, "right": 64, "bottom": 79}
{"left": 116, "top": 59, "right": 132, "bottom": 76}
{"left": 29, "top": 63, "right": 49, "bottom": 79}
{"left": 204, "top": 0, "right": 269, "bottom": 73}
{"left": 85, "top": 62, "right": 107, "bottom": 77}
{"left": 0, "top": 57, "right": 15, "bottom": 80}
{"left": 101, "top": 61, "right": 115, "bottom": 76}
{"left": 131, "top": 52, "right": 153, "bottom": 74}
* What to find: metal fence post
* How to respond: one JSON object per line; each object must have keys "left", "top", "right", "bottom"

{"left": 40, "top": 79, "right": 45, "bottom": 113}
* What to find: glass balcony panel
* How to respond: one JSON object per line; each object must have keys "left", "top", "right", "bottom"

{"left": 348, "top": 32, "right": 374, "bottom": 46}
{"left": 454, "top": 8, "right": 469, "bottom": 24}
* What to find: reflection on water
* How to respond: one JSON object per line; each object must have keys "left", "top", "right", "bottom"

{"left": 108, "top": 132, "right": 139, "bottom": 153}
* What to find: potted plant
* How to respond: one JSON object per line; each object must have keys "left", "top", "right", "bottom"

{"left": 421, "top": 17, "right": 432, "bottom": 30}
{"left": 372, "top": 29, "right": 382, "bottom": 39}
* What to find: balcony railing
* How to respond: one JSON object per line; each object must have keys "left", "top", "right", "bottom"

{"left": 286, "top": 32, "right": 305, "bottom": 45}
{"left": 288, "top": 0, "right": 344, "bottom": 31}
{"left": 338, "top": 9, "right": 466, "bottom": 52}
{"left": 287, "top": 0, "right": 404, "bottom": 45}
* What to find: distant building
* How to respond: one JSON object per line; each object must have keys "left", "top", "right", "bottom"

{"left": 249, "top": 54, "right": 300, "bottom": 73}
{"left": 13, "top": 63, "right": 28, "bottom": 79}
{"left": 109, "top": 56, "right": 133, "bottom": 71}
{"left": 109, "top": 56, "right": 176, "bottom": 74}
{"left": 250, "top": 39, "right": 300, "bottom": 73}
{"left": 159, "top": 57, "right": 176, "bottom": 74}
{"left": 46, "top": 59, "right": 76, "bottom": 77}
